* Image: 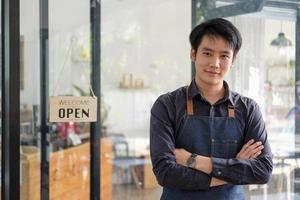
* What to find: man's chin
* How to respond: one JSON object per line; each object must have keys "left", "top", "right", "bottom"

{"left": 204, "top": 79, "right": 222, "bottom": 86}
{"left": 196, "top": 77, "right": 223, "bottom": 86}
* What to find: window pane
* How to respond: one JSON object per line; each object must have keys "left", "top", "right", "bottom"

{"left": 102, "top": 0, "right": 191, "bottom": 199}
{"left": 20, "top": 0, "right": 41, "bottom": 199}
{"left": 226, "top": 8, "right": 297, "bottom": 200}
{"left": 48, "top": 1, "right": 92, "bottom": 199}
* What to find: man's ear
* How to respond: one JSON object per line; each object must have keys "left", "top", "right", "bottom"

{"left": 190, "top": 49, "right": 196, "bottom": 62}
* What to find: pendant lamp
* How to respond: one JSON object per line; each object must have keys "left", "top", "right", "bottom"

{"left": 271, "top": 32, "right": 292, "bottom": 47}
{"left": 270, "top": 21, "right": 292, "bottom": 47}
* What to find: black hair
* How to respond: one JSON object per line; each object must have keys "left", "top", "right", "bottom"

{"left": 189, "top": 18, "right": 242, "bottom": 56}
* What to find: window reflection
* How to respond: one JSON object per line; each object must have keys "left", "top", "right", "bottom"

{"left": 17, "top": 0, "right": 300, "bottom": 199}
{"left": 102, "top": 0, "right": 191, "bottom": 199}
{"left": 228, "top": 16, "right": 297, "bottom": 199}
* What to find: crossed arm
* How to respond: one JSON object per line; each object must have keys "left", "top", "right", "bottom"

{"left": 175, "top": 139, "right": 265, "bottom": 187}
{"left": 150, "top": 97, "right": 273, "bottom": 190}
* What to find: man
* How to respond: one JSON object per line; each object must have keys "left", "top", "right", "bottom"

{"left": 150, "top": 18, "right": 273, "bottom": 200}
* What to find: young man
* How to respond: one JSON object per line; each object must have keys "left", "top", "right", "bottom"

{"left": 150, "top": 18, "right": 273, "bottom": 200}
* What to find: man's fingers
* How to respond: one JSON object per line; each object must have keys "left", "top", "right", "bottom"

{"left": 243, "top": 141, "right": 262, "bottom": 153}
{"left": 239, "top": 140, "right": 259, "bottom": 157}
{"left": 236, "top": 139, "right": 255, "bottom": 159}
{"left": 237, "top": 140, "right": 264, "bottom": 160}
{"left": 240, "top": 139, "right": 255, "bottom": 152}
{"left": 245, "top": 144, "right": 264, "bottom": 158}
{"left": 253, "top": 145, "right": 264, "bottom": 155}
{"left": 250, "top": 150, "right": 262, "bottom": 159}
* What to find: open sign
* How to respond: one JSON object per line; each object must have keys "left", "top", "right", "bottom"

{"left": 49, "top": 96, "right": 97, "bottom": 122}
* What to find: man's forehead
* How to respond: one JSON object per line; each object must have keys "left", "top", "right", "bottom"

{"left": 199, "top": 35, "right": 233, "bottom": 52}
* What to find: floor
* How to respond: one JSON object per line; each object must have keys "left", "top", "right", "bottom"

{"left": 112, "top": 184, "right": 300, "bottom": 200}
{"left": 112, "top": 184, "right": 162, "bottom": 200}
{"left": 111, "top": 160, "right": 297, "bottom": 200}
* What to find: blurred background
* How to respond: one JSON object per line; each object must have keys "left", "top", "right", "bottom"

{"left": 2, "top": 0, "right": 300, "bottom": 199}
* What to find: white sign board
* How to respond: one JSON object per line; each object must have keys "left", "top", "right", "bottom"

{"left": 49, "top": 96, "right": 97, "bottom": 122}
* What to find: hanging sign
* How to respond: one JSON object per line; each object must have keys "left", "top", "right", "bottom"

{"left": 49, "top": 96, "right": 97, "bottom": 122}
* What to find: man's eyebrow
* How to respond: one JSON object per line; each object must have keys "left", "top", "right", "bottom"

{"left": 201, "top": 47, "right": 232, "bottom": 54}
{"left": 201, "top": 47, "right": 213, "bottom": 52}
{"left": 220, "top": 51, "right": 231, "bottom": 55}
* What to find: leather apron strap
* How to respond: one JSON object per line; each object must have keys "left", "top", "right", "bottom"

{"left": 186, "top": 86, "right": 194, "bottom": 115}
{"left": 228, "top": 102, "right": 235, "bottom": 118}
{"left": 186, "top": 86, "right": 235, "bottom": 118}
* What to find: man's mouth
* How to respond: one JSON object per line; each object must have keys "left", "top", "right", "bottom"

{"left": 204, "top": 70, "right": 220, "bottom": 75}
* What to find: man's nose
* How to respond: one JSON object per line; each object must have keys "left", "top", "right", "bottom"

{"left": 209, "top": 57, "right": 220, "bottom": 68}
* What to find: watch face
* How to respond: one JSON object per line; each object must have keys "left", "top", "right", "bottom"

{"left": 187, "top": 154, "right": 196, "bottom": 168}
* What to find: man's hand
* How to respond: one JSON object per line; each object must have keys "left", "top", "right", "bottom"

{"left": 236, "top": 139, "right": 264, "bottom": 160}
{"left": 210, "top": 177, "right": 227, "bottom": 187}
{"left": 174, "top": 148, "right": 190, "bottom": 167}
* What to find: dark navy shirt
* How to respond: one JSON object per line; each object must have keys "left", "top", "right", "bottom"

{"left": 150, "top": 79, "right": 273, "bottom": 190}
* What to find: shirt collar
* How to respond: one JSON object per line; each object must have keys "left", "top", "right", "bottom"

{"left": 188, "top": 79, "right": 235, "bottom": 106}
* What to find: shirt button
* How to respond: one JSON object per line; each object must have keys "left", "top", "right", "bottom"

{"left": 217, "top": 171, "right": 222, "bottom": 175}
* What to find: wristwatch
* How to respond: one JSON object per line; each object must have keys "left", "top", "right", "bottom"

{"left": 186, "top": 153, "right": 197, "bottom": 168}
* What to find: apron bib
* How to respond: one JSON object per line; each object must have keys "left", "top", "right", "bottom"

{"left": 161, "top": 87, "right": 244, "bottom": 200}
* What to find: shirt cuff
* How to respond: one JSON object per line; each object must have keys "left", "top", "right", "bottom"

{"left": 210, "top": 157, "right": 244, "bottom": 184}
{"left": 210, "top": 157, "right": 228, "bottom": 177}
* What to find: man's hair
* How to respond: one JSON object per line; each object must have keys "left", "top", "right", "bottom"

{"left": 189, "top": 18, "right": 242, "bottom": 56}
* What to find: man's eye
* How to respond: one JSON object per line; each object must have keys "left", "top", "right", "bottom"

{"left": 221, "top": 55, "right": 230, "bottom": 59}
{"left": 203, "top": 52, "right": 211, "bottom": 56}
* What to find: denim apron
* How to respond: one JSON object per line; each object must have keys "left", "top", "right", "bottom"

{"left": 161, "top": 87, "right": 244, "bottom": 200}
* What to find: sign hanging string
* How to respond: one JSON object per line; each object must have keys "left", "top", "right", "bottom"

{"left": 51, "top": 36, "right": 96, "bottom": 98}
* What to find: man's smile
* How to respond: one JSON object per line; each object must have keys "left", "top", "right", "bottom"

{"left": 204, "top": 70, "right": 220, "bottom": 76}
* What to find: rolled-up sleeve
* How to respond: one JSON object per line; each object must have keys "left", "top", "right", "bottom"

{"left": 150, "top": 95, "right": 212, "bottom": 190}
{"left": 211, "top": 101, "right": 273, "bottom": 184}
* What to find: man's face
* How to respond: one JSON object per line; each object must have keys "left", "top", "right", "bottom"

{"left": 191, "top": 35, "right": 235, "bottom": 87}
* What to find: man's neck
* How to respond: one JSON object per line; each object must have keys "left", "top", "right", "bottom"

{"left": 195, "top": 79, "right": 225, "bottom": 105}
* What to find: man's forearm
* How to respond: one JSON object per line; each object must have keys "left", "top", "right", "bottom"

{"left": 195, "top": 155, "right": 213, "bottom": 174}
{"left": 210, "top": 155, "right": 273, "bottom": 184}
{"left": 193, "top": 154, "right": 272, "bottom": 185}
{"left": 152, "top": 156, "right": 212, "bottom": 190}
{"left": 193, "top": 154, "right": 272, "bottom": 184}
